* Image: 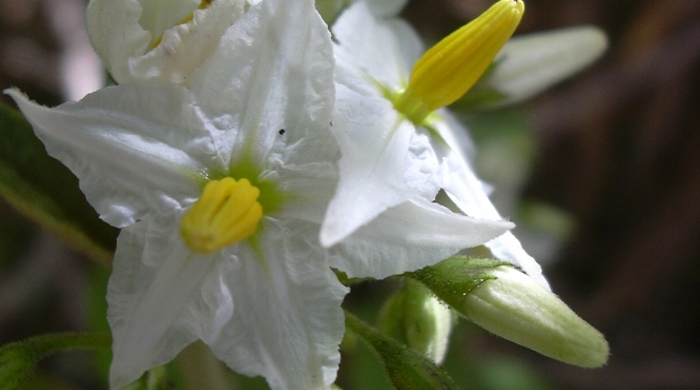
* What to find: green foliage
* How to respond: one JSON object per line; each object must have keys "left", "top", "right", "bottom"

{"left": 0, "top": 333, "right": 111, "bottom": 390}
{"left": 0, "top": 102, "right": 118, "bottom": 266}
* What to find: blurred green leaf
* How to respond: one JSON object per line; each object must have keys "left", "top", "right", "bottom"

{"left": 0, "top": 102, "right": 117, "bottom": 266}
{"left": 0, "top": 332, "right": 111, "bottom": 390}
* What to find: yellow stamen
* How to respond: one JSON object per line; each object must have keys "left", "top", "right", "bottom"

{"left": 181, "top": 177, "right": 263, "bottom": 254}
{"left": 395, "top": 0, "right": 525, "bottom": 123}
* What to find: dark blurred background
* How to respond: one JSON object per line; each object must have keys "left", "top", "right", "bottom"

{"left": 2, "top": 0, "right": 700, "bottom": 389}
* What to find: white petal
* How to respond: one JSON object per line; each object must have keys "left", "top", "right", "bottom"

{"left": 108, "top": 215, "right": 222, "bottom": 389}
{"left": 441, "top": 153, "right": 550, "bottom": 289}
{"left": 484, "top": 26, "right": 609, "bottom": 108}
{"left": 189, "top": 0, "right": 336, "bottom": 173}
{"left": 208, "top": 219, "right": 348, "bottom": 390}
{"left": 429, "top": 110, "right": 476, "bottom": 163}
{"left": 87, "top": 0, "right": 246, "bottom": 84}
{"left": 321, "top": 66, "right": 441, "bottom": 246}
{"left": 329, "top": 198, "right": 513, "bottom": 279}
{"left": 332, "top": 1, "right": 422, "bottom": 88}
{"left": 6, "top": 86, "right": 217, "bottom": 227}
{"left": 136, "top": 0, "right": 201, "bottom": 48}
{"left": 86, "top": 0, "right": 149, "bottom": 82}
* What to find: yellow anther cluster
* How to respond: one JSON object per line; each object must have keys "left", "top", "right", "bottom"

{"left": 181, "top": 177, "right": 263, "bottom": 254}
{"left": 395, "top": 0, "right": 525, "bottom": 124}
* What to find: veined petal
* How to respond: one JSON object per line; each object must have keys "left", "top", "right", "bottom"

{"left": 321, "top": 64, "right": 441, "bottom": 247}
{"left": 6, "top": 86, "right": 218, "bottom": 227}
{"left": 441, "top": 152, "right": 550, "bottom": 289}
{"left": 108, "top": 215, "right": 223, "bottom": 389}
{"left": 87, "top": 0, "right": 246, "bottom": 84}
{"left": 189, "top": 0, "right": 336, "bottom": 173}
{"left": 332, "top": 1, "right": 423, "bottom": 89}
{"left": 208, "top": 219, "right": 348, "bottom": 390}
{"left": 108, "top": 216, "right": 347, "bottom": 390}
{"left": 329, "top": 198, "right": 513, "bottom": 279}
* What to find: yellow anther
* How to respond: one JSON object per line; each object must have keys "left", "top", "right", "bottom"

{"left": 180, "top": 177, "right": 263, "bottom": 254}
{"left": 395, "top": 0, "right": 525, "bottom": 123}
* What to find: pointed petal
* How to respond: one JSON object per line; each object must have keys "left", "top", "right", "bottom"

{"left": 321, "top": 67, "right": 441, "bottom": 246}
{"left": 6, "top": 86, "right": 217, "bottom": 227}
{"left": 441, "top": 153, "right": 550, "bottom": 289}
{"left": 332, "top": 2, "right": 422, "bottom": 88}
{"left": 330, "top": 198, "right": 513, "bottom": 279}
{"left": 87, "top": 0, "right": 246, "bottom": 84}
{"left": 482, "top": 26, "right": 609, "bottom": 108}
{"left": 189, "top": 0, "right": 336, "bottom": 173}
{"left": 108, "top": 215, "right": 223, "bottom": 389}
{"left": 208, "top": 219, "right": 348, "bottom": 390}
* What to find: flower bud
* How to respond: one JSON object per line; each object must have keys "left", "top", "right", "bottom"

{"left": 378, "top": 280, "right": 453, "bottom": 364}
{"left": 410, "top": 257, "right": 609, "bottom": 368}
{"left": 345, "top": 312, "right": 458, "bottom": 390}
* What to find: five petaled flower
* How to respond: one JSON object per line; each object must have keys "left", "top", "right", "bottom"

{"left": 8, "top": 0, "right": 512, "bottom": 388}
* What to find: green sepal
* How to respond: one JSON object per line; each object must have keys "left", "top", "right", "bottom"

{"left": 0, "top": 102, "right": 118, "bottom": 266}
{"left": 344, "top": 311, "right": 458, "bottom": 390}
{"left": 0, "top": 332, "right": 111, "bottom": 390}
{"left": 407, "top": 256, "right": 507, "bottom": 311}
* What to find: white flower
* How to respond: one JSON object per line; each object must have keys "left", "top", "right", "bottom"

{"left": 322, "top": 0, "right": 551, "bottom": 288}
{"left": 8, "top": 0, "right": 512, "bottom": 388}
{"left": 87, "top": 0, "right": 247, "bottom": 84}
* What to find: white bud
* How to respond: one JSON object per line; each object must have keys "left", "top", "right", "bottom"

{"left": 463, "top": 266, "right": 609, "bottom": 367}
